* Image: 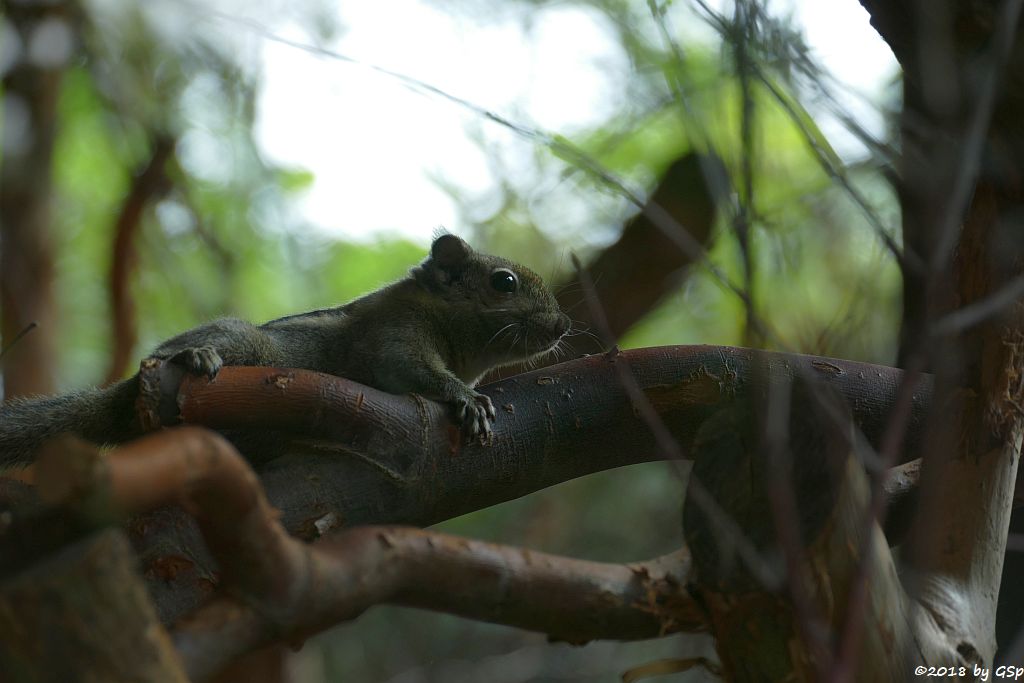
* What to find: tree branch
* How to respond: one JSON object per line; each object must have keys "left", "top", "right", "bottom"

{"left": 151, "top": 346, "right": 934, "bottom": 527}
{"left": 861, "top": 0, "right": 1024, "bottom": 656}
{"left": 36, "top": 428, "right": 702, "bottom": 682}
{"left": 0, "top": 525, "right": 189, "bottom": 682}
{"left": 125, "top": 345, "right": 933, "bottom": 622}
{"left": 684, "top": 406, "right": 914, "bottom": 680}
{"left": 175, "top": 530, "right": 697, "bottom": 682}
{"left": 106, "top": 134, "right": 176, "bottom": 384}
{"left": 556, "top": 153, "right": 726, "bottom": 356}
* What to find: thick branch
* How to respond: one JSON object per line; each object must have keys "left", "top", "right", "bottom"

{"left": 861, "top": 0, "right": 1024, "bottom": 657}
{"left": 37, "top": 429, "right": 701, "bottom": 682}
{"left": 176, "top": 531, "right": 696, "bottom": 682}
{"left": 106, "top": 134, "right": 175, "bottom": 384}
{"left": 682, "top": 381, "right": 914, "bottom": 680}
{"left": 149, "top": 346, "right": 933, "bottom": 530}
{"left": 128, "top": 346, "right": 933, "bottom": 622}
{"left": 556, "top": 153, "right": 725, "bottom": 355}
{"left": 906, "top": 188, "right": 1024, "bottom": 668}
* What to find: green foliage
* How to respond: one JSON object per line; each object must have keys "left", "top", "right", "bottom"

{"left": 52, "top": 68, "right": 128, "bottom": 385}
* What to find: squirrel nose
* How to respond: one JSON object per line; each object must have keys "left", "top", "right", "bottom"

{"left": 555, "top": 313, "right": 571, "bottom": 336}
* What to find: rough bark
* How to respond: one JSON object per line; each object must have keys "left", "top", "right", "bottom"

{"left": 117, "top": 345, "right": 932, "bottom": 623}
{"left": 0, "top": 528, "right": 188, "bottom": 683}
{"left": 861, "top": 0, "right": 1024, "bottom": 662}
{"left": 0, "top": 342, "right": 1012, "bottom": 681}
{"left": 903, "top": 181, "right": 1024, "bottom": 671}
{"left": 31, "top": 428, "right": 700, "bottom": 682}
{"left": 681, "top": 374, "right": 914, "bottom": 680}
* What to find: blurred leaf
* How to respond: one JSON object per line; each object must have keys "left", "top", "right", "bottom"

{"left": 276, "top": 168, "right": 316, "bottom": 193}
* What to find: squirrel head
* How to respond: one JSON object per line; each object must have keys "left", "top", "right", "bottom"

{"left": 412, "top": 234, "right": 570, "bottom": 370}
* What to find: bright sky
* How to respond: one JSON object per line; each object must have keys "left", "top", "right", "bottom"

{"left": 248, "top": 0, "right": 897, "bottom": 242}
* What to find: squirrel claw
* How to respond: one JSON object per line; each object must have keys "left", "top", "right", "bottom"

{"left": 168, "top": 346, "right": 223, "bottom": 380}
{"left": 455, "top": 392, "right": 495, "bottom": 440}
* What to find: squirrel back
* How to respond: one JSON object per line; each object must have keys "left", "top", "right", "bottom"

{"left": 0, "top": 234, "right": 569, "bottom": 469}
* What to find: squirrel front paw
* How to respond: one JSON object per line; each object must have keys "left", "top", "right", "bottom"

{"left": 454, "top": 391, "right": 496, "bottom": 439}
{"left": 167, "top": 346, "right": 223, "bottom": 380}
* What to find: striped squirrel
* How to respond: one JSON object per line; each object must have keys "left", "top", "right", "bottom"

{"left": 0, "top": 234, "right": 570, "bottom": 468}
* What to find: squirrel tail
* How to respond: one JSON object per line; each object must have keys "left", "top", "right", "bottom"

{"left": 0, "top": 377, "right": 143, "bottom": 470}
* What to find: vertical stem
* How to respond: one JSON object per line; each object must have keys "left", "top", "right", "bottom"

{"left": 734, "top": 0, "right": 758, "bottom": 346}
{"left": 0, "top": 0, "right": 75, "bottom": 396}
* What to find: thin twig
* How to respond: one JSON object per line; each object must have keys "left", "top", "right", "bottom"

{"left": 756, "top": 72, "right": 912, "bottom": 272}
{"left": 571, "top": 252, "right": 780, "bottom": 588}
{"left": 170, "top": 0, "right": 781, "bottom": 336}
{"left": 930, "top": 274, "right": 1024, "bottom": 336}
{"left": 734, "top": 0, "right": 759, "bottom": 345}
{"left": 0, "top": 322, "right": 38, "bottom": 362}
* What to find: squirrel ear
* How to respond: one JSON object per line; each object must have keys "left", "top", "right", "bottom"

{"left": 431, "top": 234, "right": 472, "bottom": 270}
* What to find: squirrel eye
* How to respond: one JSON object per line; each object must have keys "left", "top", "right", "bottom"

{"left": 490, "top": 268, "right": 518, "bottom": 293}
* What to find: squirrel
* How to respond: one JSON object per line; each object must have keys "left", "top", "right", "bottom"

{"left": 0, "top": 234, "right": 571, "bottom": 469}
